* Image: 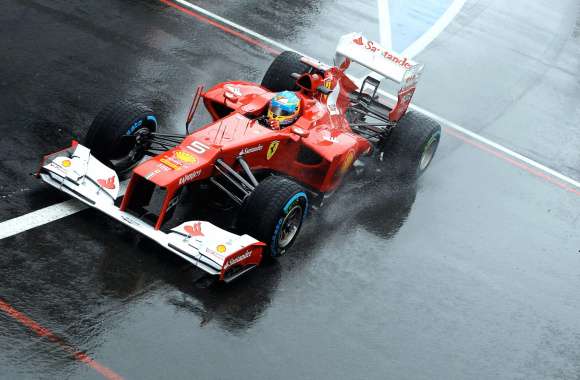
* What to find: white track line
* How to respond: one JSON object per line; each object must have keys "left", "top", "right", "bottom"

{"left": 369, "top": 0, "right": 464, "bottom": 84}
{"left": 1, "top": 1, "right": 578, "bottom": 241}
{"left": 378, "top": 0, "right": 393, "bottom": 50}
{"left": 402, "top": 0, "right": 467, "bottom": 57}
{"left": 411, "top": 103, "right": 580, "bottom": 189}
{"left": 171, "top": 0, "right": 292, "bottom": 53}
{"left": 0, "top": 199, "right": 88, "bottom": 240}
{"left": 372, "top": 87, "right": 580, "bottom": 189}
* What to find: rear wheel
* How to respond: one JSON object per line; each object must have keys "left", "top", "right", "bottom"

{"left": 84, "top": 100, "right": 157, "bottom": 173}
{"left": 261, "top": 51, "right": 309, "bottom": 92}
{"left": 239, "top": 176, "right": 309, "bottom": 258}
{"left": 381, "top": 111, "right": 441, "bottom": 180}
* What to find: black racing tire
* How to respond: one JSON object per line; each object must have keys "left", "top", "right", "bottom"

{"left": 84, "top": 100, "right": 157, "bottom": 173}
{"left": 261, "top": 51, "right": 309, "bottom": 92}
{"left": 239, "top": 175, "right": 309, "bottom": 259}
{"left": 381, "top": 111, "right": 441, "bottom": 180}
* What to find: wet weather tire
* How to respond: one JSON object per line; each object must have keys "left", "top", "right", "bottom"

{"left": 381, "top": 111, "right": 441, "bottom": 180}
{"left": 261, "top": 51, "right": 309, "bottom": 92}
{"left": 240, "top": 176, "right": 309, "bottom": 259}
{"left": 84, "top": 100, "right": 157, "bottom": 173}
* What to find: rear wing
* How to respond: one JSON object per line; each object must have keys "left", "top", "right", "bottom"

{"left": 335, "top": 32, "right": 424, "bottom": 121}
{"left": 335, "top": 32, "right": 422, "bottom": 83}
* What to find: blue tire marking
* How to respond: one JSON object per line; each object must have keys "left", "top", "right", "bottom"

{"left": 270, "top": 218, "right": 284, "bottom": 256}
{"left": 270, "top": 191, "right": 308, "bottom": 257}
{"left": 126, "top": 119, "right": 142, "bottom": 135}
{"left": 284, "top": 192, "right": 307, "bottom": 212}
{"left": 126, "top": 115, "right": 157, "bottom": 135}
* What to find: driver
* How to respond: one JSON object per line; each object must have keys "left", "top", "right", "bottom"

{"left": 266, "top": 91, "right": 301, "bottom": 130}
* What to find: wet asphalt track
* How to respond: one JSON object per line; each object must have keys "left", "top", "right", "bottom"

{"left": 1, "top": 0, "right": 580, "bottom": 379}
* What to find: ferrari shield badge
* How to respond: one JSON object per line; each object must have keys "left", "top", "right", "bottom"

{"left": 267, "top": 140, "right": 279, "bottom": 160}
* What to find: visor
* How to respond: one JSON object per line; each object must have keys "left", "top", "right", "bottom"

{"left": 269, "top": 104, "right": 295, "bottom": 117}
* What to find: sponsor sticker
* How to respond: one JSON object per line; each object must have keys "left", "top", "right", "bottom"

{"left": 61, "top": 159, "right": 72, "bottom": 168}
{"left": 239, "top": 145, "right": 263, "bottom": 156}
{"left": 145, "top": 168, "right": 162, "bottom": 180}
{"left": 158, "top": 163, "right": 170, "bottom": 172}
{"left": 160, "top": 157, "right": 181, "bottom": 170}
{"left": 121, "top": 214, "right": 141, "bottom": 226}
{"left": 352, "top": 35, "right": 413, "bottom": 69}
{"left": 174, "top": 151, "right": 197, "bottom": 164}
{"left": 178, "top": 169, "right": 202, "bottom": 185}
{"left": 224, "top": 249, "right": 253, "bottom": 269}
{"left": 47, "top": 162, "right": 66, "bottom": 175}
{"left": 267, "top": 140, "right": 280, "bottom": 160}
{"left": 216, "top": 244, "right": 227, "bottom": 253}
{"left": 174, "top": 150, "right": 197, "bottom": 164}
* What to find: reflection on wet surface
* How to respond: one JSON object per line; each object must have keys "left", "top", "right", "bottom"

{"left": 93, "top": 174, "right": 417, "bottom": 335}
{"left": 0, "top": 168, "right": 418, "bottom": 377}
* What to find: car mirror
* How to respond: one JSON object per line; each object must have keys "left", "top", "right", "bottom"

{"left": 291, "top": 126, "right": 309, "bottom": 138}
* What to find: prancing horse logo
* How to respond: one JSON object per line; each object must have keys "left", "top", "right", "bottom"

{"left": 267, "top": 140, "right": 279, "bottom": 160}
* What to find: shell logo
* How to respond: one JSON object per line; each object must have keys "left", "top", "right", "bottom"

{"left": 216, "top": 244, "right": 227, "bottom": 253}
{"left": 61, "top": 159, "right": 72, "bottom": 167}
{"left": 175, "top": 151, "right": 197, "bottom": 164}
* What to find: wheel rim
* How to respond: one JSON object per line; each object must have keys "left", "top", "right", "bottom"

{"left": 419, "top": 134, "right": 439, "bottom": 172}
{"left": 278, "top": 205, "right": 303, "bottom": 249}
{"left": 110, "top": 128, "right": 151, "bottom": 171}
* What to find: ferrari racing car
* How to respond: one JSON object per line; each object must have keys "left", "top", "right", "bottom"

{"left": 38, "top": 33, "right": 441, "bottom": 282}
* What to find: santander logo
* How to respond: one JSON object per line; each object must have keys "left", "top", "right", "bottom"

{"left": 239, "top": 145, "right": 263, "bottom": 155}
{"left": 352, "top": 35, "right": 412, "bottom": 69}
{"left": 225, "top": 250, "right": 253, "bottom": 269}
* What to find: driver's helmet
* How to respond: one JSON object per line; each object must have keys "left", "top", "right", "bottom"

{"left": 267, "top": 91, "right": 301, "bottom": 126}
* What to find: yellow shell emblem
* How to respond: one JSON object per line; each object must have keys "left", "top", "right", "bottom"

{"left": 267, "top": 140, "right": 280, "bottom": 160}
{"left": 216, "top": 244, "right": 227, "bottom": 253}
{"left": 175, "top": 151, "right": 197, "bottom": 164}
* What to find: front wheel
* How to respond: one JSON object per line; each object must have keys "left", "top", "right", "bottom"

{"left": 84, "top": 100, "right": 157, "bottom": 174}
{"left": 239, "top": 176, "right": 309, "bottom": 258}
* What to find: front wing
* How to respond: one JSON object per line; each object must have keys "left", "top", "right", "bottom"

{"left": 38, "top": 142, "right": 265, "bottom": 282}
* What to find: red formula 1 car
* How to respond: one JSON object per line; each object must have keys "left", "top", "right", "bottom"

{"left": 38, "top": 33, "right": 441, "bottom": 282}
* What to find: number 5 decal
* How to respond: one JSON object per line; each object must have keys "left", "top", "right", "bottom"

{"left": 186, "top": 140, "right": 210, "bottom": 154}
